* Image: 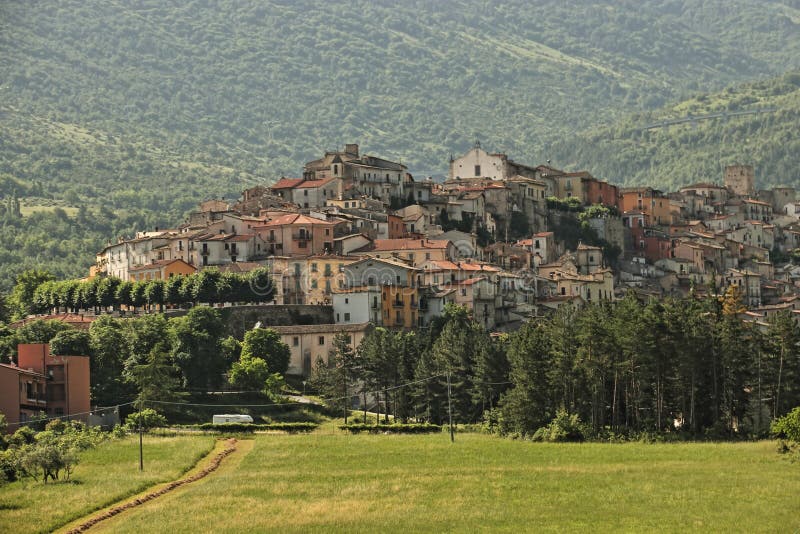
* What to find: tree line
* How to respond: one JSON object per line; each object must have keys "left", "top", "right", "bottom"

{"left": 316, "top": 291, "right": 799, "bottom": 439}
{"left": 8, "top": 267, "right": 273, "bottom": 318}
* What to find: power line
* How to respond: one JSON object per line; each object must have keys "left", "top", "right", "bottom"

{"left": 5, "top": 401, "right": 137, "bottom": 428}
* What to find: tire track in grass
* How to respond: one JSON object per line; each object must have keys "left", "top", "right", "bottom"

{"left": 63, "top": 438, "right": 238, "bottom": 533}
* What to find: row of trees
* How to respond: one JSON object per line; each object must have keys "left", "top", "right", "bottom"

{"left": 315, "top": 292, "right": 800, "bottom": 439}
{"left": 11, "top": 267, "right": 273, "bottom": 318}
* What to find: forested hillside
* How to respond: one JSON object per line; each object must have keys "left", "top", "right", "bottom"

{"left": 550, "top": 72, "right": 800, "bottom": 190}
{"left": 1, "top": 0, "right": 799, "bottom": 290}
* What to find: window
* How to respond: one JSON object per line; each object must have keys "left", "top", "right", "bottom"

{"left": 304, "top": 190, "right": 308, "bottom": 197}
{"left": 311, "top": 280, "right": 318, "bottom": 289}
{"left": 535, "top": 240, "right": 540, "bottom": 249}
{"left": 396, "top": 311, "right": 402, "bottom": 323}
{"left": 325, "top": 228, "right": 330, "bottom": 236}
{"left": 293, "top": 337, "right": 299, "bottom": 346}
{"left": 561, "top": 287, "right": 566, "bottom": 295}
{"left": 311, "top": 263, "right": 318, "bottom": 272}
{"left": 425, "top": 253, "right": 430, "bottom": 260}
{"left": 318, "top": 336, "right": 325, "bottom": 345}
{"left": 344, "top": 312, "right": 351, "bottom": 321}
{"left": 475, "top": 165, "right": 481, "bottom": 176}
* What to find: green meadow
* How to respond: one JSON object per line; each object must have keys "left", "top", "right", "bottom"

{"left": 0, "top": 435, "right": 214, "bottom": 534}
{"left": 21, "top": 433, "right": 797, "bottom": 534}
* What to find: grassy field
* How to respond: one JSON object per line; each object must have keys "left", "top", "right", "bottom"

{"left": 80, "top": 433, "right": 800, "bottom": 533}
{"left": 0, "top": 435, "right": 215, "bottom": 534}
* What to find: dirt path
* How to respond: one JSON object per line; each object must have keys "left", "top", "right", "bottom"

{"left": 59, "top": 438, "right": 245, "bottom": 533}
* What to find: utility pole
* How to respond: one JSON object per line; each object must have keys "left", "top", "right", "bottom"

{"left": 139, "top": 420, "right": 144, "bottom": 471}
{"left": 447, "top": 371, "right": 454, "bottom": 443}
{"left": 138, "top": 395, "right": 144, "bottom": 472}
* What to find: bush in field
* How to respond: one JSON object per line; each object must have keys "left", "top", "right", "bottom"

{"left": 22, "top": 432, "right": 80, "bottom": 483}
{"left": 771, "top": 407, "right": 800, "bottom": 443}
{"left": 0, "top": 420, "right": 110, "bottom": 484}
{"left": 125, "top": 409, "right": 167, "bottom": 432}
{"left": 772, "top": 407, "right": 800, "bottom": 456}
{"left": 531, "top": 410, "right": 587, "bottom": 442}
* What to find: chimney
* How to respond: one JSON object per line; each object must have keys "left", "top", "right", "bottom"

{"left": 345, "top": 143, "right": 359, "bottom": 157}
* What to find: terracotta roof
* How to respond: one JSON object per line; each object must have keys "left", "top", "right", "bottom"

{"left": 369, "top": 239, "right": 450, "bottom": 251}
{"left": 295, "top": 178, "right": 335, "bottom": 189}
{"left": 129, "top": 259, "right": 195, "bottom": 272}
{"left": 259, "top": 214, "right": 337, "bottom": 227}
{"left": 457, "top": 277, "right": 486, "bottom": 286}
{"left": 202, "top": 233, "right": 255, "bottom": 242}
{"left": 270, "top": 178, "right": 304, "bottom": 189}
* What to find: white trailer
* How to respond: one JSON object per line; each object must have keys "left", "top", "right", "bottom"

{"left": 212, "top": 414, "right": 254, "bottom": 424}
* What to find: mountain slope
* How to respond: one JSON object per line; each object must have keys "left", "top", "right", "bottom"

{"left": 549, "top": 72, "right": 800, "bottom": 191}
{"left": 1, "top": 0, "right": 798, "bottom": 184}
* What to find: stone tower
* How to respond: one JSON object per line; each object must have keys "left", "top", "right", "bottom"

{"left": 724, "top": 164, "right": 754, "bottom": 197}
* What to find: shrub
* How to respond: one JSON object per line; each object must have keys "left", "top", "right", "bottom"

{"left": 771, "top": 407, "right": 800, "bottom": 443}
{"left": 125, "top": 409, "right": 167, "bottom": 432}
{"left": 531, "top": 410, "right": 586, "bottom": 442}
{"left": 22, "top": 433, "right": 80, "bottom": 483}
{"left": 339, "top": 423, "right": 442, "bottom": 434}
{"left": 195, "top": 422, "right": 318, "bottom": 433}
{"left": 8, "top": 426, "right": 36, "bottom": 447}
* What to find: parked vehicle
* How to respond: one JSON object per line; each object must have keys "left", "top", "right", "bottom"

{"left": 212, "top": 414, "right": 254, "bottom": 424}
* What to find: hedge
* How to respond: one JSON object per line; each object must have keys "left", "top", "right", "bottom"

{"left": 339, "top": 423, "right": 442, "bottom": 434}
{"left": 195, "top": 422, "right": 318, "bottom": 433}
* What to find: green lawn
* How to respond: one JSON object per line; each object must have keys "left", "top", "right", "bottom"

{"left": 87, "top": 434, "right": 799, "bottom": 533}
{"left": 0, "top": 435, "right": 215, "bottom": 534}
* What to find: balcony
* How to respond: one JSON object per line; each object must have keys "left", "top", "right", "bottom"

{"left": 200, "top": 248, "right": 210, "bottom": 256}
{"left": 292, "top": 233, "right": 310, "bottom": 241}
{"left": 392, "top": 300, "right": 405, "bottom": 308}
{"left": 227, "top": 247, "right": 239, "bottom": 256}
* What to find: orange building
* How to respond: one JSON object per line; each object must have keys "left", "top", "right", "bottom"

{"left": 619, "top": 187, "right": 672, "bottom": 226}
{"left": 253, "top": 213, "right": 345, "bottom": 256}
{"left": 128, "top": 258, "right": 197, "bottom": 282}
{"left": 16, "top": 344, "right": 91, "bottom": 422}
{"left": 0, "top": 363, "right": 47, "bottom": 432}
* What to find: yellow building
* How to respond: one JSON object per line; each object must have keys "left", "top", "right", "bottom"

{"left": 381, "top": 284, "right": 420, "bottom": 329}
{"left": 128, "top": 259, "right": 196, "bottom": 282}
{"left": 303, "top": 255, "right": 359, "bottom": 305}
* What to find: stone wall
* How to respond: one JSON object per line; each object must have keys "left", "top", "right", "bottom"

{"left": 165, "top": 304, "right": 334, "bottom": 339}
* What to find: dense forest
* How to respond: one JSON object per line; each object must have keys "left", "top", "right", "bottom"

{"left": 551, "top": 71, "right": 800, "bottom": 192}
{"left": 2, "top": 293, "right": 797, "bottom": 440}
{"left": 1, "top": 0, "right": 799, "bottom": 290}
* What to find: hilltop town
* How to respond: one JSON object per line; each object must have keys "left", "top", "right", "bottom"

{"left": 82, "top": 142, "right": 800, "bottom": 376}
